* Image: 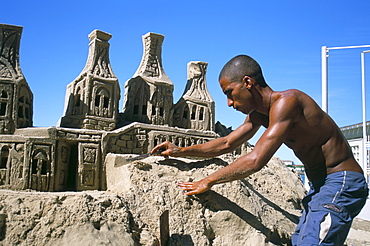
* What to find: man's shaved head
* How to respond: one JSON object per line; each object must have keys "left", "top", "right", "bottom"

{"left": 219, "top": 55, "right": 267, "bottom": 87}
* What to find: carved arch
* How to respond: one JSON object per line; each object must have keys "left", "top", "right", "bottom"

{"left": 93, "top": 86, "right": 110, "bottom": 117}
{"left": 31, "top": 149, "right": 50, "bottom": 175}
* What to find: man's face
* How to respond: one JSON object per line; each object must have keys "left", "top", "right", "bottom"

{"left": 219, "top": 77, "right": 256, "bottom": 114}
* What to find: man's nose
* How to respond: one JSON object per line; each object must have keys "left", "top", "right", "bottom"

{"left": 227, "top": 98, "right": 234, "bottom": 107}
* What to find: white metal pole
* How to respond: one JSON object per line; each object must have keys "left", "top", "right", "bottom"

{"left": 361, "top": 51, "right": 369, "bottom": 174}
{"left": 322, "top": 46, "right": 328, "bottom": 113}
{"left": 328, "top": 44, "right": 370, "bottom": 50}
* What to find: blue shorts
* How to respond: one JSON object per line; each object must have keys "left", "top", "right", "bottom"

{"left": 291, "top": 171, "right": 369, "bottom": 246}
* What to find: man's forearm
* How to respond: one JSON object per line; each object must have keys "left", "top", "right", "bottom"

{"left": 178, "top": 137, "right": 233, "bottom": 157}
{"left": 176, "top": 118, "right": 260, "bottom": 158}
{"left": 204, "top": 153, "right": 263, "bottom": 185}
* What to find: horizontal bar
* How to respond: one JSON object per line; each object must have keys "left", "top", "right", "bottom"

{"left": 327, "top": 44, "right": 370, "bottom": 50}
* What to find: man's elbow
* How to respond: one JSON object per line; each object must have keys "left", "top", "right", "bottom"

{"left": 246, "top": 155, "right": 266, "bottom": 173}
{"left": 250, "top": 163, "right": 265, "bottom": 173}
{"left": 219, "top": 140, "right": 235, "bottom": 155}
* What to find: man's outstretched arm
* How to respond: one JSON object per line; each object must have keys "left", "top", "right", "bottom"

{"left": 178, "top": 97, "right": 299, "bottom": 195}
{"left": 151, "top": 114, "right": 262, "bottom": 158}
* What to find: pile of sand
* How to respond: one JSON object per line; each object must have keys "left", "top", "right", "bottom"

{"left": 0, "top": 154, "right": 367, "bottom": 245}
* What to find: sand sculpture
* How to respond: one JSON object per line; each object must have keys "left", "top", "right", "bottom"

{"left": 0, "top": 24, "right": 222, "bottom": 192}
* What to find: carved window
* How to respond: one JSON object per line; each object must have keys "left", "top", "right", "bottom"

{"left": 152, "top": 105, "right": 156, "bottom": 115}
{"left": 0, "top": 90, "right": 8, "bottom": 116}
{"left": 31, "top": 159, "right": 37, "bottom": 174}
{"left": 0, "top": 146, "right": 9, "bottom": 169}
{"left": 26, "top": 99, "right": 31, "bottom": 120}
{"left": 159, "top": 107, "right": 164, "bottom": 117}
{"left": 95, "top": 95, "right": 100, "bottom": 107}
{"left": 18, "top": 96, "right": 24, "bottom": 118}
{"left": 73, "top": 88, "right": 82, "bottom": 115}
{"left": 18, "top": 94, "right": 31, "bottom": 123}
{"left": 142, "top": 105, "right": 147, "bottom": 115}
{"left": 72, "top": 87, "right": 82, "bottom": 115}
{"left": 94, "top": 87, "right": 110, "bottom": 117}
{"left": 191, "top": 105, "right": 196, "bottom": 120}
{"left": 0, "top": 102, "right": 6, "bottom": 116}
{"left": 103, "top": 97, "right": 109, "bottom": 108}
{"left": 31, "top": 150, "right": 49, "bottom": 175}
{"left": 25, "top": 98, "right": 30, "bottom": 119}
{"left": 183, "top": 109, "right": 188, "bottom": 119}
{"left": 41, "top": 160, "right": 49, "bottom": 175}
{"left": 199, "top": 107, "right": 204, "bottom": 121}
{"left": 75, "top": 94, "right": 81, "bottom": 107}
{"left": 134, "top": 105, "right": 139, "bottom": 115}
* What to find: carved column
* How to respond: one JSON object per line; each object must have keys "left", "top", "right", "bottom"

{"left": 59, "top": 30, "right": 120, "bottom": 131}
{"left": 0, "top": 24, "right": 33, "bottom": 134}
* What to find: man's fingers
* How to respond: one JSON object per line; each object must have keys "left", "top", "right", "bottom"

{"left": 177, "top": 181, "right": 192, "bottom": 188}
{"left": 184, "top": 190, "right": 198, "bottom": 196}
{"left": 160, "top": 149, "right": 171, "bottom": 157}
{"left": 178, "top": 182, "right": 198, "bottom": 195}
{"left": 177, "top": 182, "right": 196, "bottom": 190}
{"left": 178, "top": 181, "right": 211, "bottom": 195}
{"left": 151, "top": 142, "right": 167, "bottom": 154}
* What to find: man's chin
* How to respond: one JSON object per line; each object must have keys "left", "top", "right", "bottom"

{"left": 235, "top": 108, "right": 248, "bottom": 114}
{"left": 240, "top": 108, "right": 254, "bottom": 115}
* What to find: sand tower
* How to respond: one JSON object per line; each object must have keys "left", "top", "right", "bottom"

{"left": 0, "top": 24, "right": 33, "bottom": 134}
{"left": 59, "top": 30, "right": 120, "bottom": 131}
{"left": 122, "top": 32, "right": 173, "bottom": 126}
{"left": 172, "top": 61, "right": 215, "bottom": 131}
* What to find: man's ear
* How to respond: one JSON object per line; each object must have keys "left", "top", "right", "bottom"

{"left": 242, "top": 76, "right": 253, "bottom": 89}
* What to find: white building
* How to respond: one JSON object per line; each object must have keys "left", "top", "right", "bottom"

{"left": 340, "top": 121, "right": 370, "bottom": 183}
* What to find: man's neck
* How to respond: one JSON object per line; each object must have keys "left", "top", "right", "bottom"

{"left": 254, "top": 86, "right": 274, "bottom": 115}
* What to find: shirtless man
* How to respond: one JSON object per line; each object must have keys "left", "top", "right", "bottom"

{"left": 151, "top": 55, "right": 369, "bottom": 245}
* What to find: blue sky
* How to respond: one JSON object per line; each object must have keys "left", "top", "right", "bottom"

{"left": 3, "top": 1, "right": 370, "bottom": 164}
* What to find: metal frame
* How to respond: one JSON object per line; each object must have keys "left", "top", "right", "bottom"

{"left": 321, "top": 45, "right": 370, "bottom": 177}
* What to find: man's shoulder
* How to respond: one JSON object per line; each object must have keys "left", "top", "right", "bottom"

{"left": 272, "top": 89, "right": 302, "bottom": 109}
{"left": 277, "top": 89, "right": 305, "bottom": 98}
{"left": 273, "top": 89, "right": 315, "bottom": 109}
{"left": 273, "top": 89, "right": 326, "bottom": 126}
{"left": 268, "top": 89, "right": 310, "bottom": 123}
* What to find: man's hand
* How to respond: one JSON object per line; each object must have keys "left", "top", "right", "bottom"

{"left": 150, "top": 141, "right": 182, "bottom": 158}
{"left": 177, "top": 179, "right": 213, "bottom": 195}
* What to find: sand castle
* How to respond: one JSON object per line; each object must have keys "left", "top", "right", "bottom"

{"left": 0, "top": 24, "right": 236, "bottom": 192}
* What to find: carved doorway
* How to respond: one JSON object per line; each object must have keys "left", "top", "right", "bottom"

{"left": 30, "top": 149, "right": 51, "bottom": 191}
{"left": 65, "top": 143, "right": 78, "bottom": 191}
